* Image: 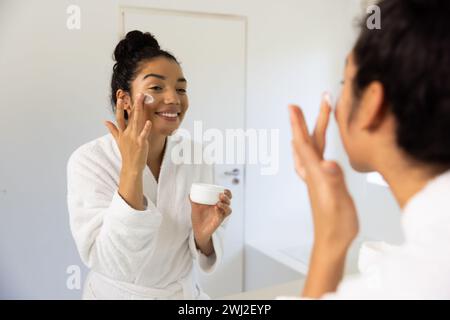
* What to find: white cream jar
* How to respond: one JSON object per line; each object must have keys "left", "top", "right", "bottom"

{"left": 190, "top": 183, "right": 226, "bottom": 205}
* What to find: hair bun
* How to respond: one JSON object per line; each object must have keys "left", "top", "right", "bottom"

{"left": 410, "top": 0, "right": 450, "bottom": 11}
{"left": 114, "top": 30, "right": 160, "bottom": 63}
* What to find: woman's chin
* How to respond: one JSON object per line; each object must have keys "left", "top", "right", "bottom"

{"left": 153, "top": 124, "right": 180, "bottom": 137}
{"left": 349, "top": 159, "right": 373, "bottom": 173}
{"left": 149, "top": 113, "right": 185, "bottom": 136}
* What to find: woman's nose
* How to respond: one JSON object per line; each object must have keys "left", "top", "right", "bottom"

{"left": 164, "top": 90, "right": 181, "bottom": 105}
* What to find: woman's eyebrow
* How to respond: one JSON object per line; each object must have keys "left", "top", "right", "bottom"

{"left": 143, "top": 73, "right": 165, "bottom": 80}
{"left": 142, "top": 73, "right": 187, "bottom": 83}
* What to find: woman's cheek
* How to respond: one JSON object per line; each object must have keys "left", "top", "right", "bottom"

{"left": 335, "top": 102, "right": 348, "bottom": 142}
{"left": 145, "top": 107, "right": 157, "bottom": 122}
{"left": 335, "top": 100, "right": 344, "bottom": 126}
{"left": 180, "top": 101, "right": 189, "bottom": 119}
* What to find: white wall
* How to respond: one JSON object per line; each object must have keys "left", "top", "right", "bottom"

{"left": 0, "top": 0, "right": 118, "bottom": 299}
{"left": 0, "top": 0, "right": 400, "bottom": 299}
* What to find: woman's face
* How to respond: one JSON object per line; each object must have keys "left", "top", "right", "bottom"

{"left": 335, "top": 53, "right": 373, "bottom": 172}
{"left": 125, "top": 56, "right": 189, "bottom": 136}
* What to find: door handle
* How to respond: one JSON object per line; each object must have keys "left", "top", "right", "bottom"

{"left": 224, "top": 168, "right": 240, "bottom": 177}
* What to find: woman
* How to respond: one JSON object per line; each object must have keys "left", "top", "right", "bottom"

{"left": 67, "top": 30, "right": 232, "bottom": 299}
{"left": 290, "top": 0, "right": 450, "bottom": 299}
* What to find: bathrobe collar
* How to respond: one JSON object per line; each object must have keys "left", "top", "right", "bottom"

{"left": 401, "top": 170, "right": 450, "bottom": 245}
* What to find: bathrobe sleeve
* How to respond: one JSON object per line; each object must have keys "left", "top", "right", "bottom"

{"left": 188, "top": 161, "right": 226, "bottom": 274}
{"left": 67, "top": 148, "right": 162, "bottom": 282}
{"left": 320, "top": 246, "right": 449, "bottom": 300}
{"left": 278, "top": 243, "right": 449, "bottom": 300}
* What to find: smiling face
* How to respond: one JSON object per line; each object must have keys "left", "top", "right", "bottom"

{"left": 117, "top": 56, "right": 189, "bottom": 137}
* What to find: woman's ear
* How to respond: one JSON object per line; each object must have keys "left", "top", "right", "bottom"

{"left": 358, "top": 81, "right": 387, "bottom": 131}
{"left": 116, "top": 89, "right": 132, "bottom": 113}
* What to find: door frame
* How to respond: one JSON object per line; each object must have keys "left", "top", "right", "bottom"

{"left": 118, "top": 6, "right": 249, "bottom": 295}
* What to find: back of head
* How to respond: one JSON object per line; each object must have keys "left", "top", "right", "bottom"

{"left": 353, "top": 0, "right": 450, "bottom": 169}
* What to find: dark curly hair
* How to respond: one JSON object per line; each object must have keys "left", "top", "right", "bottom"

{"left": 110, "top": 30, "right": 178, "bottom": 118}
{"left": 353, "top": 0, "right": 450, "bottom": 167}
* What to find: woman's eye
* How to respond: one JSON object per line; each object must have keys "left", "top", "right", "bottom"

{"left": 177, "top": 88, "right": 187, "bottom": 94}
{"left": 150, "top": 86, "right": 163, "bottom": 91}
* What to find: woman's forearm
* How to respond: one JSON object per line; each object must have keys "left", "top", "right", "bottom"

{"left": 118, "top": 169, "right": 145, "bottom": 211}
{"left": 302, "top": 244, "right": 348, "bottom": 298}
{"left": 195, "top": 236, "right": 214, "bottom": 256}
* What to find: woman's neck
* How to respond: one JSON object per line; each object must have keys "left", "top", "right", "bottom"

{"left": 148, "top": 133, "right": 166, "bottom": 157}
{"left": 376, "top": 151, "right": 443, "bottom": 209}
{"left": 146, "top": 133, "right": 167, "bottom": 175}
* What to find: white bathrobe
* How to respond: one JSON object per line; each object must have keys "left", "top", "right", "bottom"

{"left": 327, "top": 170, "right": 450, "bottom": 299}
{"left": 67, "top": 133, "right": 224, "bottom": 300}
{"left": 282, "top": 170, "right": 450, "bottom": 300}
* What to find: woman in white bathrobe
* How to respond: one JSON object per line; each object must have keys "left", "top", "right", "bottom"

{"left": 67, "top": 30, "right": 232, "bottom": 299}
{"left": 288, "top": 0, "right": 450, "bottom": 299}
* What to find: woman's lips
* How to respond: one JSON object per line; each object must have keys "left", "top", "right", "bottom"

{"left": 155, "top": 112, "right": 180, "bottom": 122}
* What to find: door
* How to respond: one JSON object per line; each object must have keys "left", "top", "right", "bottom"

{"left": 121, "top": 7, "right": 247, "bottom": 298}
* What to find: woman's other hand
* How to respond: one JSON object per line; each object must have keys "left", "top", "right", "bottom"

{"left": 190, "top": 190, "right": 232, "bottom": 256}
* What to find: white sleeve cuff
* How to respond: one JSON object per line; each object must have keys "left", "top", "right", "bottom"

{"left": 189, "top": 230, "right": 223, "bottom": 274}
{"left": 106, "top": 190, "right": 162, "bottom": 230}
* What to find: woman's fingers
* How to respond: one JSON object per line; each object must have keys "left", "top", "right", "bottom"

{"left": 138, "top": 120, "right": 152, "bottom": 143}
{"left": 105, "top": 121, "right": 119, "bottom": 141}
{"left": 216, "top": 202, "right": 232, "bottom": 217}
{"left": 224, "top": 189, "right": 232, "bottom": 200}
{"left": 289, "top": 105, "right": 308, "bottom": 179}
{"left": 289, "top": 105, "right": 310, "bottom": 145}
{"left": 131, "top": 93, "right": 145, "bottom": 134}
{"left": 291, "top": 140, "right": 306, "bottom": 179}
{"left": 289, "top": 105, "right": 321, "bottom": 176}
{"left": 312, "top": 94, "right": 332, "bottom": 157}
{"left": 219, "top": 193, "right": 231, "bottom": 206}
{"left": 320, "top": 160, "right": 344, "bottom": 179}
{"left": 215, "top": 206, "right": 225, "bottom": 218}
{"left": 209, "top": 192, "right": 232, "bottom": 220}
{"left": 116, "top": 98, "right": 126, "bottom": 132}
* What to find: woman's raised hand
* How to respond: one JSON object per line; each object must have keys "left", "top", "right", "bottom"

{"left": 289, "top": 102, "right": 358, "bottom": 249}
{"left": 105, "top": 93, "right": 152, "bottom": 210}
{"left": 291, "top": 94, "right": 332, "bottom": 180}
{"left": 289, "top": 99, "right": 358, "bottom": 298}
{"left": 105, "top": 93, "right": 152, "bottom": 175}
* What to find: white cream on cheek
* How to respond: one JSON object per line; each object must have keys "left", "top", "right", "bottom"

{"left": 144, "top": 93, "right": 155, "bottom": 105}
